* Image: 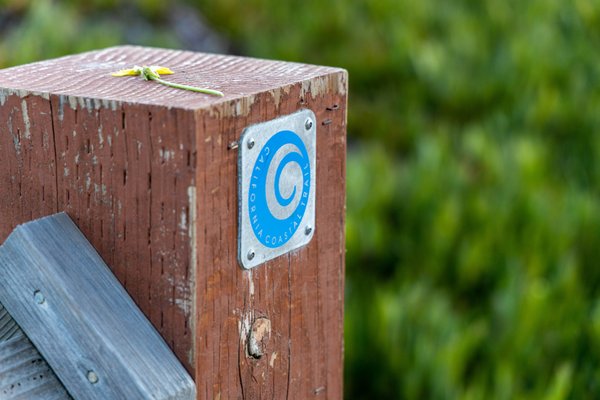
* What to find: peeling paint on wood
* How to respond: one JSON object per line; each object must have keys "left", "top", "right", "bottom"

{"left": 196, "top": 55, "right": 347, "bottom": 399}
{"left": 0, "top": 45, "right": 347, "bottom": 400}
{"left": 187, "top": 185, "right": 197, "bottom": 368}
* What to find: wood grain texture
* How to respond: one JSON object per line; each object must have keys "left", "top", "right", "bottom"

{"left": 1, "top": 302, "right": 71, "bottom": 400}
{"left": 195, "top": 70, "right": 347, "bottom": 399}
{"left": 0, "top": 213, "right": 196, "bottom": 400}
{"left": 0, "top": 63, "right": 198, "bottom": 371}
{"left": 0, "top": 45, "right": 341, "bottom": 110}
{"left": 0, "top": 332, "right": 71, "bottom": 400}
{"left": 0, "top": 46, "right": 347, "bottom": 399}
{"left": 0, "top": 303, "right": 20, "bottom": 342}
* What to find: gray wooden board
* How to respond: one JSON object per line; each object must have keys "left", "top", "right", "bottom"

{"left": 0, "top": 303, "right": 19, "bottom": 342}
{"left": 0, "top": 332, "right": 71, "bottom": 400}
{"left": 0, "top": 213, "right": 196, "bottom": 400}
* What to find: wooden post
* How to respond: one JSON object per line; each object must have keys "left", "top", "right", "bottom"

{"left": 0, "top": 46, "right": 347, "bottom": 399}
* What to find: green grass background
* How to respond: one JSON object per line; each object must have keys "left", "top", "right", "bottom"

{"left": 2, "top": 0, "right": 600, "bottom": 398}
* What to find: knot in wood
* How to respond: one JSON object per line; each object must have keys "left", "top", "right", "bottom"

{"left": 248, "top": 317, "right": 271, "bottom": 359}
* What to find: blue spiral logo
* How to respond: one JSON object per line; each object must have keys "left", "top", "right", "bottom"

{"left": 248, "top": 130, "right": 311, "bottom": 248}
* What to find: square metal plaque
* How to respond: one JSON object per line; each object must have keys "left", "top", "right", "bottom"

{"left": 238, "top": 109, "right": 317, "bottom": 269}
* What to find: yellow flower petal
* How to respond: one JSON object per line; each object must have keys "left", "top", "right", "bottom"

{"left": 150, "top": 66, "right": 174, "bottom": 75}
{"left": 111, "top": 68, "right": 141, "bottom": 77}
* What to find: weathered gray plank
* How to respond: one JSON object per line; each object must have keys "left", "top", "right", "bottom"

{"left": 0, "top": 213, "right": 196, "bottom": 400}
{"left": 0, "top": 332, "right": 71, "bottom": 400}
{"left": 0, "top": 303, "right": 19, "bottom": 342}
{"left": 0, "top": 301, "right": 71, "bottom": 400}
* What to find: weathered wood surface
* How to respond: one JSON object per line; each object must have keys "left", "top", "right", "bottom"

{"left": 0, "top": 303, "right": 19, "bottom": 342}
{"left": 0, "top": 46, "right": 347, "bottom": 399}
{"left": 0, "top": 213, "right": 196, "bottom": 400}
{"left": 1, "top": 302, "right": 71, "bottom": 400}
{"left": 195, "top": 68, "right": 347, "bottom": 400}
{"left": 0, "top": 331, "right": 71, "bottom": 400}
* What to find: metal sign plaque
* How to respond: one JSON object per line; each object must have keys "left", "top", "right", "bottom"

{"left": 238, "top": 109, "right": 317, "bottom": 269}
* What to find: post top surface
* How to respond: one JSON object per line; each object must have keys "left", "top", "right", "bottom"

{"left": 0, "top": 45, "right": 345, "bottom": 110}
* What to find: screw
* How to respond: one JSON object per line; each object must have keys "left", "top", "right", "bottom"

{"left": 33, "top": 290, "right": 45, "bottom": 304}
{"left": 87, "top": 370, "right": 99, "bottom": 384}
{"left": 305, "top": 118, "right": 313, "bottom": 131}
{"left": 247, "top": 138, "right": 255, "bottom": 149}
{"left": 305, "top": 225, "right": 313, "bottom": 235}
{"left": 247, "top": 249, "right": 255, "bottom": 260}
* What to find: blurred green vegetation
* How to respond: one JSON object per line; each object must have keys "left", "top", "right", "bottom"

{"left": 2, "top": 0, "right": 600, "bottom": 398}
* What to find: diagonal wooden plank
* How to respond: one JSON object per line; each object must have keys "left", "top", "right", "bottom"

{"left": 0, "top": 213, "right": 196, "bottom": 400}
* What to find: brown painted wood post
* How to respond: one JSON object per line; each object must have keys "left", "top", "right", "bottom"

{"left": 0, "top": 46, "right": 347, "bottom": 399}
